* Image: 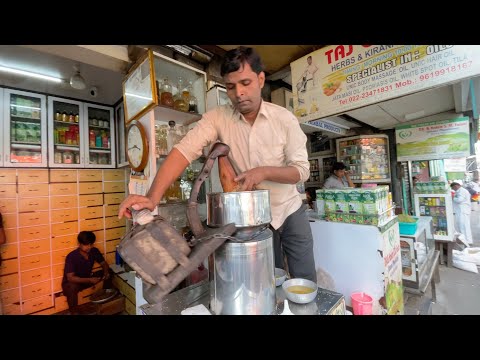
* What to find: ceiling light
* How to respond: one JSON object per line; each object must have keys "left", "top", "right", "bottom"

{"left": 404, "top": 110, "right": 425, "bottom": 121}
{"left": 70, "top": 65, "right": 86, "bottom": 90}
{"left": 0, "top": 65, "right": 63, "bottom": 83}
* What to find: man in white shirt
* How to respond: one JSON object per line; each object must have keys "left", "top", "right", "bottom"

{"left": 119, "top": 47, "right": 317, "bottom": 283}
{"left": 450, "top": 181, "right": 473, "bottom": 244}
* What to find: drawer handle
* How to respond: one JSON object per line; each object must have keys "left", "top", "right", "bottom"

{"left": 29, "top": 202, "right": 39, "bottom": 206}
{"left": 60, "top": 188, "right": 68, "bottom": 191}
{"left": 28, "top": 231, "right": 40, "bottom": 235}
{"left": 88, "top": 187, "right": 95, "bottom": 190}
{"left": 30, "top": 245, "right": 40, "bottom": 249}
{"left": 33, "top": 289, "right": 41, "bottom": 293}
{"left": 28, "top": 189, "right": 39, "bottom": 192}
{"left": 33, "top": 302, "right": 44, "bottom": 307}
{"left": 0, "top": 190, "right": 5, "bottom": 193}
{"left": 31, "top": 260, "right": 40, "bottom": 264}
{"left": 30, "top": 217, "right": 39, "bottom": 221}
{"left": 87, "top": 200, "right": 95, "bottom": 203}
{"left": 33, "top": 275, "right": 41, "bottom": 278}
{"left": 60, "top": 228, "right": 69, "bottom": 231}
{"left": 60, "top": 201, "right": 68, "bottom": 204}
{"left": 29, "top": 176, "right": 39, "bottom": 178}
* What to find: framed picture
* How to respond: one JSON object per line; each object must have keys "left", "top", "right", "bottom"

{"left": 122, "top": 49, "right": 158, "bottom": 124}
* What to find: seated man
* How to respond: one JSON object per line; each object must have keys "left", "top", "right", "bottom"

{"left": 62, "top": 231, "right": 112, "bottom": 315}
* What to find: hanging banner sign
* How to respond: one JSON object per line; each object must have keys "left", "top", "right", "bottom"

{"left": 305, "top": 120, "right": 347, "bottom": 135}
{"left": 395, "top": 117, "right": 470, "bottom": 161}
{"left": 290, "top": 45, "right": 480, "bottom": 123}
{"left": 444, "top": 158, "right": 467, "bottom": 172}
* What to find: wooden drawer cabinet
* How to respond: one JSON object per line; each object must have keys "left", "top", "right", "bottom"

{"left": 93, "top": 230, "right": 105, "bottom": 243}
{"left": 0, "top": 169, "right": 16, "bottom": 183}
{"left": 125, "top": 297, "right": 136, "bottom": 315}
{"left": 104, "top": 181, "right": 125, "bottom": 193}
{"left": 0, "top": 243, "right": 17, "bottom": 260}
{"left": 105, "top": 227, "right": 126, "bottom": 240}
{"left": 21, "top": 267, "right": 51, "bottom": 286}
{"left": 19, "top": 253, "right": 50, "bottom": 272}
{"left": 0, "top": 185, "right": 16, "bottom": 198}
{"left": 80, "top": 206, "right": 103, "bottom": 220}
{"left": 19, "top": 239, "right": 50, "bottom": 257}
{"left": 3, "top": 213, "right": 17, "bottom": 229}
{"left": 52, "top": 248, "right": 72, "bottom": 265}
{"left": 18, "top": 184, "right": 49, "bottom": 197}
{"left": 104, "top": 193, "right": 124, "bottom": 205}
{"left": 19, "top": 225, "right": 49, "bottom": 242}
{"left": 0, "top": 273, "right": 19, "bottom": 290}
{"left": 78, "top": 170, "right": 102, "bottom": 182}
{"left": 17, "top": 170, "right": 48, "bottom": 183}
{"left": 51, "top": 195, "right": 78, "bottom": 209}
{"left": 0, "top": 288, "right": 20, "bottom": 305}
{"left": 4, "top": 228, "right": 17, "bottom": 244}
{"left": 18, "top": 197, "right": 49, "bottom": 212}
{"left": 32, "top": 307, "right": 56, "bottom": 315}
{"left": 22, "top": 294, "right": 53, "bottom": 314}
{"left": 95, "top": 243, "right": 105, "bottom": 254}
{"left": 50, "top": 170, "right": 77, "bottom": 182}
{"left": 3, "top": 303, "right": 21, "bottom": 315}
{"left": 52, "top": 234, "right": 77, "bottom": 251}
{"left": 105, "top": 216, "right": 125, "bottom": 229}
{"left": 103, "top": 169, "right": 125, "bottom": 181}
{"left": 79, "top": 218, "right": 103, "bottom": 232}
{"left": 19, "top": 211, "right": 49, "bottom": 227}
{"left": 52, "top": 263, "right": 65, "bottom": 278}
{"left": 104, "top": 204, "right": 120, "bottom": 217}
{"left": 51, "top": 208, "right": 78, "bottom": 223}
{"left": 0, "top": 198, "right": 17, "bottom": 214}
{"left": 51, "top": 222, "right": 78, "bottom": 237}
{"left": 53, "top": 276, "right": 63, "bottom": 293}
{"left": 50, "top": 183, "right": 78, "bottom": 196}
{"left": 79, "top": 194, "right": 103, "bottom": 207}
{"left": 79, "top": 182, "right": 103, "bottom": 195}
{"left": 0, "top": 259, "right": 18, "bottom": 276}
{"left": 22, "top": 280, "right": 51, "bottom": 300}
{"left": 106, "top": 252, "right": 115, "bottom": 265}
{"left": 54, "top": 295, "right": 69, "bottom": 312}
{"left": 106, "top": 239, "right": 120, "bottom": 253}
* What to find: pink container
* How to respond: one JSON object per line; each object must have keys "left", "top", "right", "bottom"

{"left": 351, "top": 292, "right": 373, "bottom": 315}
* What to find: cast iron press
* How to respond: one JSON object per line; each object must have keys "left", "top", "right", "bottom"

{"left": 117, "top": 142, "right": 237, "bottom": 304}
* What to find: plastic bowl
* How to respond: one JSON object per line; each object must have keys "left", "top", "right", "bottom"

{"left": 275, "top": 268, "right": 287, "bottom": 287}
{"left": 282, "top": 278, "right": 318, "bottom": 304}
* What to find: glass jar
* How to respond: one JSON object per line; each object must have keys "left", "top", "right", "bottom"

{"left": 55, "top": 111, "right": 62, "bottom": 121}
{"left": 187, "top": 80, "right": 198, "bottom": 113}
{"left": 167, "top": 121, "right": 179, "bottom": 153}
{"left": 63, "top": 151, "right": 73, "bottom": 164}
{"left": 54, "top": 151, "right": 63, "bottom": 164}
{"left": 173, "top": 77, "right": 189, "bottom": 112}
{"left": 159, "top": 77, "right": 174, "bottom": 108}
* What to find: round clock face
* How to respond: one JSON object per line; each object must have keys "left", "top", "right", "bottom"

{"left": 127, "top": 121, "right": 148, "bottom": 171}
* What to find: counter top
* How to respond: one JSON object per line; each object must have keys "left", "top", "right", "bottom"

{"left": 139, "top": 280, "right": 345, "bottom": 315}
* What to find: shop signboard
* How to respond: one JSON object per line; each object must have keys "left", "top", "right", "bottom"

{"left": 444, "top": 157, "right": 467, "bottom": 172}
{"left": 291, "top": 45, "right": 480, "bottom": 123}
{"left": 381, "top": 219, "right": 404, "bottom": 315}
{"left": 395, "top": 117, "right": 470, "bottom": 161}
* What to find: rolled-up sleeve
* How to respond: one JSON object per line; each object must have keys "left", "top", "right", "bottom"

{"left": 284, "top": 115, "right": 310, "bottom": 183}
{"left": 174, "top": 109, "right": 219, "bottom": 163}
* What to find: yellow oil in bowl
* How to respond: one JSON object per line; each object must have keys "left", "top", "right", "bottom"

{"left": 287, "top": 285, "right": 315, "bottom": 294}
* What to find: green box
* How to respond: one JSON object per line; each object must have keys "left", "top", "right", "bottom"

{"left": 346, "top": 190, "right": 363, "bottom": 214}
{"left": 334, "top": 190, "right": 349, "bottom": 214}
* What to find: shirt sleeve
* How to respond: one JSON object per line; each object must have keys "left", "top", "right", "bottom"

{"left": 92, "top": 247, "right": 106, "bottom": 264}
{"left": 64, "top": 252, "right": 75, "bottom": 274}
{"left": 174, "top": 108, "right": 219, "bottom": 163}
{"left": 283, "top": 113, "right": 310, "bottom": 183}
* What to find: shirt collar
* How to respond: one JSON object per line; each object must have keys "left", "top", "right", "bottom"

{"left": 234, "top": 99, "right": 267, "bottom": 123}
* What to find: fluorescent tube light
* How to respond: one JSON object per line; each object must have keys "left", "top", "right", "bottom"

{"left": 125, "top": 92, "right": 152, "bottom": 101}
{"left": 0, "top": 65, "right": 63, "bottom": 83}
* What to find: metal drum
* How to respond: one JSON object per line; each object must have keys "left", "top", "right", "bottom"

{"left": 210, "top": 229, "right": 276, "bottom": 315}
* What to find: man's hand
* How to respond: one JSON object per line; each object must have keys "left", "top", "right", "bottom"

{"left": 234, "top": 168, "right": 266, "bottom": 191}
{"left": 90, "top": 277, "right": 102, "bottom": 285}
{"left": 102, "top": 272, "right": 111, "bottom": 281}
{"left": 118, "top": 195, "right": 156, "bottom": 219}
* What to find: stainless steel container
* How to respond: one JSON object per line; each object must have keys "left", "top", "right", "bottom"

{"left": 210, "top": 229, "right": 276, "bottom": 315}
{"left": 207, "top": 190, "right": 271, "bottom": 228}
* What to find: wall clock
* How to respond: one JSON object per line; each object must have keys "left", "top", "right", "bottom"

{"left": 126, "top": 120, "right": 149, "bottom": 172}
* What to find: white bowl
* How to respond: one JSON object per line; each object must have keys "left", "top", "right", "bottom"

{"left": 282, "top": 278, "right": 318, "bottom": 304}
{"left": 275, "top": 268, "right": 287, "bottom": 287}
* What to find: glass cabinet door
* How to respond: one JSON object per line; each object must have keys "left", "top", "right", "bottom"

{"left": 4, "top": 89, "right": 47, "bottom": 167}
{"left": 48, "top": 96, "right": 84, "bottom": 167}
{"left": 115, "top": 102, "right": 128, "bottom": 167}
{"left": 83, "top": 103, "right": 115, "bottom": 168}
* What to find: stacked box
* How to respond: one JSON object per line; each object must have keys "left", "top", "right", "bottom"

{"left": 324, "top": 190, "right": 336, "bottom": 213}
{"left": 346, "top": 190, "right": 363, "bottom": 214}
{"left": 316, "top": 189, "right": 325, "bottom": 216}
{"left": 334, "top": 190, "right": 349, "bottom": 214}
{"left": 361, "top": 188, "right": 382, "bottom": 215}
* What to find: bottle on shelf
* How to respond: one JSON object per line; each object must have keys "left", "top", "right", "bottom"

{"left": 159, "top": 77, "right": 174, "bottom": 108}
{"left": 173, "top": 77, "right": 189, "bottom": 112}
{"left": 167, "top": 120, "right": 180, "bottom": 153}
{"left": 186, "top": 80, "right": 198, "bottom": 113}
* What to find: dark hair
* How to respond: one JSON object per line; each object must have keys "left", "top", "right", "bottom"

{"left": 78, "top": 231, "right": 96, "bottom": 245}
{"left": 332, "top": 161, "right": 347, "bottom": 172}
{"left": 220, "top": 46, "right": 264, "bottom": 77}
{"left": 307, "top": 56, "right": 312, "bottom": 60}
{"left": 305, "top": 187, "right": 317, "bottom": 200}
{"left": 450, "top": 182, "right": 460, "bottom": 188}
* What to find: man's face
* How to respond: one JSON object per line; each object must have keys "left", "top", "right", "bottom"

{"left": 79, "top": 243, "right": 93, "bottom": 253}
{"left": 307, "top": 57, "right": 312, "bottom": 65}
{"left": 224, "top": 62, "right": 265, "bottom": 115}
{"left": 334, "top": 169, "right": 346, "bottom": 178}
{"left": 451, "top": 184, "right": 461, "bottom": 191}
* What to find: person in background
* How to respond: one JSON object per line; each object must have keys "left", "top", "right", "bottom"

{"left": 62, "top": 231, "right": 112, "bottom": 315}
{"left": 323, "top": 161, "right": 354, "bottom": 189}
{"left": 450, "top": 181, "right": 473, "bottom": 245}
{"left": 0, "top": 212, "right": 6, "bottom": 315}
{"left": 118, "top": 46, "right": 317, "bottom": 283}
{"left": 305, "top": 187, "right": 317, "bottom": 210}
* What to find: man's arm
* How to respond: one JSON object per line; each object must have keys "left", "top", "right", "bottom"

{"left": 100, "top": 260, "right": 110, "bottom": 280}
{"left": 66, "top": 272, "right": 100, "bottom": 285}
{"left": 235, "top": 166, "right": 301, "bottom": 191}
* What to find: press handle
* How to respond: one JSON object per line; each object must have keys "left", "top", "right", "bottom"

{"left": 131, "top": 208, "right": 155, "bottom": 225}
{"left": 187, "top": 142, "right": 230, "bottom": 237}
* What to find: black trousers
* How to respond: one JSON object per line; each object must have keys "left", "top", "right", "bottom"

{"left": 62, "top": 269, "right": 113, "bottom": 310}
{"left": 271, "top": 204, "right": 317, "bottom": 283}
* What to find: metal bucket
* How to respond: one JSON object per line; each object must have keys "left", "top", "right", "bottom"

{"left": 210, "top": 229, "right": 276, "bottom": 315}
{"left": 206, "top": 190, "right": 271, "bottom": 228}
